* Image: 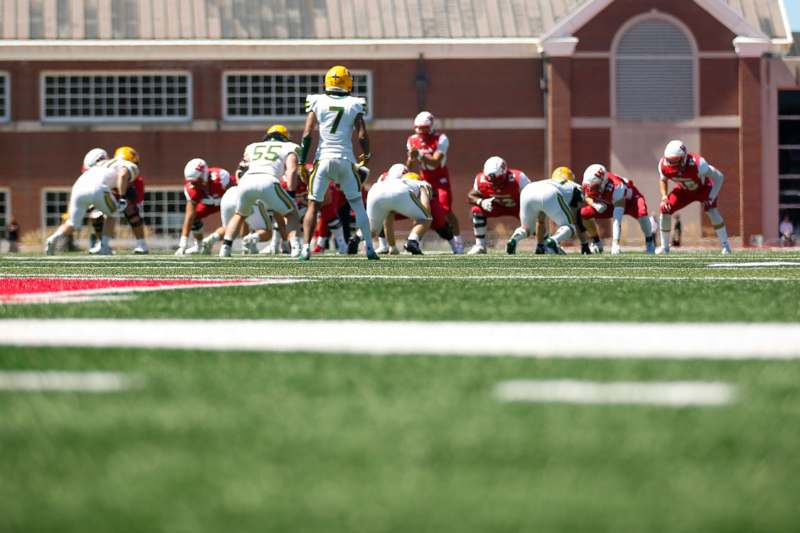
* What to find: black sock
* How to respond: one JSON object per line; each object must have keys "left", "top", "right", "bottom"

{"left": 224, "top": 239, "right": 233, "bottom": 247}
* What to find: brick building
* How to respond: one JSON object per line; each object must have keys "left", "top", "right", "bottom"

{"left": 0, "top": 0, "right": 796, "bottom": 246}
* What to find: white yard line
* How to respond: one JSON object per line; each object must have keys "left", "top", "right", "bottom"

{"left": 2, "top": 320, "right": 800, "bottom": 360}
{"left": 494, "top": 380, "right": 736, "bottom": 407}
{"left": 0, "top": 371, "right": 140, "bottom": 392}
{"left": 707, "top": 262, "right": 800, "bottom": 268}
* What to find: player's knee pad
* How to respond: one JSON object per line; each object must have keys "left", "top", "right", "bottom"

{"left": 706, "top": 208, "right": 724, "bottom": 226}
{"left": 191, "top": 220, "right": 203, "bottom": 232}
{"left": 435, "top": 224, "right": 454, "bottom": 242}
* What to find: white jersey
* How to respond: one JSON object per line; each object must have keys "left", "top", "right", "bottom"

{"left": 535, "top": 177, "right": 583, "bottom": 205}
{"left": 76, "top": 166, "right": 118, "bottom": 190}
{"left": 242, "top": 140, "right": 300, "bottom": 178}
{"left": 306, "top": 93, "right": 366, "bottom": 162}
{"left": 87, "top": 157, "right": 139, "bottom": 190}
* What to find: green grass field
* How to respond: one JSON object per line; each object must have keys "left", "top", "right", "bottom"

{"left": 2, "top": 251, "right": 800, "bottom": 532}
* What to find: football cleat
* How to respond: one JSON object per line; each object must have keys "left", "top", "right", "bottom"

{"left": 184, "top": 245, "right": 200, "bottom": 255}
{"left": 375, "top": 243, "right": 390, "bottom": 254}
{"left": 404, "top": 240, "right": 423, "bottom": 255}
{"left": 219, "top": 244, "right": 231, "bottom": 258}
{"left": 89, "top": 242, "right": 113, "bottom": 255}
{"left": 544, "top": 238, "right": 566, "bottom": 255}
{"left": 611, "top": 243, "right": 621, "bottom": 255}
{"left": 468, "top": 243, "right": 487, "bottom": 255}
{"left": 645, "top": 237, "right": 656, "bottom": 255}
{"left": 44, "top": 238, "right": 56, "bottom": 256}
{"left": 505, "top": 239, "right": 517, "bottom": 255}
{"left": 388, "top": 245, "right": 400, "bottom": 255}
{"left": 199, "top": 239, "right": 214, "bottom": 255}
{"left": 721, "top": 244, "right": 732, "bottom": 255}
{"left": 581, "top": 242, "right": 592, "bottom": 255}
{"left": 242, "top": 233, "right": 259, "bottom": 254}
{"left": 655, "top": 246, "right": 670, "bottom": 255}
{"left": 299, "top": 248, "right": 311, "bottom": 261}
{"left": 347, "top": 234, "right": 361, "bottom": 255}
{"left": 132, "top": 244, "right": 148, "bottom": 255}
{"left": 366, "top": 249, "right": 380, "bottom": 260}
{"left": 535, "top": 243, "right": 545, "bottom": 255}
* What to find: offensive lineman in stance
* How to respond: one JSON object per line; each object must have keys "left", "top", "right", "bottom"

{"left": 366, "top": 171, "right": 433, "bottom": 255}
{"left": 467, "top": 156, "right": 529, "bottom": 254}
{"left": 580, "top": 164, "right": 656, "bottom": 254}
{"left": 506, "top": 167, "right": 588, "bottom": 255}
{"left": 299, "top": 65, "right": 377, "bottom": 260}
{"left": 220, "top": 124, "right": 302, "bottom": 257}
{"left": 657, "top": 140, "right": 731, "bottom": 254}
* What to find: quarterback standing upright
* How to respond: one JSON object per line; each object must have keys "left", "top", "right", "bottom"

{"left": 406, "top": 111, "right": 464, "bottom": 254}
{"left": 299, "top": 65, "right": 377, "bottom": 260}
{"left": 657, "top": 140, "right": 731, "bottom": 254}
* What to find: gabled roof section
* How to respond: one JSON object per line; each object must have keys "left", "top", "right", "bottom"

{"left": 0, "top": 0, "right": 589, "bottom": 40}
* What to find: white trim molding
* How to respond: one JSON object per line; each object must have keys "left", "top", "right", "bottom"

{"left": 572, "top": 116, "right": 741, "bottom": 129}
{"left": 538, "top": 37, "right": 579, "bottom": 57}
{"left": 0, "top": 38, "right": 544, "bottom": 61}
{"left": 733, "top": 37, "right": 771, "bottom": 58}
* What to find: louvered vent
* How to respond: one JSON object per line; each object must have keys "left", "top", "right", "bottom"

{"left": 615, "top": 19, "right": 695, "bottom": 122}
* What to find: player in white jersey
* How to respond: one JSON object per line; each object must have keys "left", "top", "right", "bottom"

{"left": 45, "top": 147, "right": 139, "bottom": 255}
{"left": 298, "top": 65, "right": 378, "bottom": 260}
{"left": 196, "top": 186, "right": 272, "bottom": 254}
{"left": 367, "top": 172, "right": 433, "bottom": 255}
{"left": 506, "top": 167, "right": 588, "bottom": 255}
{"left": 219, "top": 125, "right": 302, "bottom": 257}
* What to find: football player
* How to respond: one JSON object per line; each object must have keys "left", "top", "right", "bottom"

{"left": 467, "top": 156, "right": 529, "bottom": 254}
{"left": 366, "top": 172, "right": 432, "bottom": 255}
{"left": 298, "top": 65, "right": 377, "bottom": 260}
{"left": 580, "top": 164, "right": 656, "bottom": 254}
{"left": 45, "top": 147, "right": 139, "bottom": 255}
{"left": 195, "top": 185, "right": 273, "bottom": 255}
{"left": 220, "top": 124, "right": 302, "bottom": 257}
{"left": 175, "top": 160, "right": 236, "bottom": 255}
{"left": 506, "top": 167, "right": 590, "bottom": 255}
{"left": 406, "top": 111, "right": 464, "bottom": 253}
{"left": 657, "top": 140, "right": 731, "bottom": 254}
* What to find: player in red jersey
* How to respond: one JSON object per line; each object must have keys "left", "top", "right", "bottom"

{"left": 466, "top": 156, "right": 529, "bottom": 254}
{"left": 580, "top": 164, "right": 656, "bottom": 255}
{"left": 175, "top": 158, "right": 237, "bottom": 255}
{"left": 405, "top": 111, "right": 464, "bottom": 253}
{"left": 657, "top": 140, "right": 730, "bottom": 254}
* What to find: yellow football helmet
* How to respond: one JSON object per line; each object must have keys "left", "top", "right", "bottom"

{"left": 324, "top": 65, "right": 353, "bottom": 94}
{"left": 551, "top": 166, "right": 575, "bottom": 183}
{"left": 402, "top": 172, "right": 422, "bottom": 181}
{"left": 114, "top": 146, "right": 140, "bottom": 165}
{"left": 266, "top": 124, "right": 290, "bottom": 141}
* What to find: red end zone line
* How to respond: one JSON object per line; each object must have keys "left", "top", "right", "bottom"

{"left": 1, "top": 320, "right": 800, "bottom": 360}
{"left": 0, "top": 278, "right": 308, "bottom": 304}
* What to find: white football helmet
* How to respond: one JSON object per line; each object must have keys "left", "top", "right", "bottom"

{"left": 214, "top": 168, "right": 232, "bottom": 189}
{"left": 582, "top": 164, "right": 608, "bottom": 198}
{"left": 664, "top": 140, "right": 688, "bottom": 167}
{"left": 386, "top": 163, "right": 408, "bottom": 181}
{"left": 184, "top": 158, "right": 209, "bottom": 183}
{"left": 413, "top": 111, "right": 435, "bottom": 132}
{"left": 483, "top": 156, "right": 508, "bottom": 182}
{"left": 83, "top": 148, "right": 108, "bottom": 170}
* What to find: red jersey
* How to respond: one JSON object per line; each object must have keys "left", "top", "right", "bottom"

{"left": 131, "top": 175, "right": 145, "bottom": 205}
{"left": 184, "top": 167, "right": 236, "bottom": 206}
{"left": 658, "top": 153, "right": 711, "bottom": 191}
{"left": 473, "top": 169, "right": 529, "bottom": 209}
{"left": 587, "top": 172, "right": 635, "bottom": 205}
{"left": 406, "top": 132, "right": 450, "bottom": 187}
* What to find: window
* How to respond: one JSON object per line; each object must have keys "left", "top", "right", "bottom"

{"left": 779, "top": 90, "right": 800, "bottom": 230}
{"left": 0, "top": 189, "right": 8, "bottom": 240}
{"left": 142, "top": 189, "right": 186, "bottom": 237}
{"left": 43, "top": 189, "right": 72, "bottom": 229}
{"left": 614, "top": 17, "right": 696, "bottom": 121}
{"left": 41, "top": 72, "right": 191, "bottom": 123}
{"left": 0, "top": 72, "right": 9, "bottom": 122}
{"left": 223, "top": 71, "right": 371, "bottom": 121}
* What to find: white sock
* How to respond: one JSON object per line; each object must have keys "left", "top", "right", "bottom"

{"left": 408, "top": 230, "right": 421, "bottom": 242}
{"left": 135, "top": 238, "right": 146, "bottom": 249}
{"left": 551, "top": 225, "right": 574, "bottom": 244}
{"left": 476, "top": 237, "right": 486, "bottom": 248}
{"left": 511, "top": 227, "right": 529, "bottom": 242}
{"left": 204, "top": 233, "right": 221, "bottom": 244}
{"left": 332, "top": 226, "right": 346, "bottom": 249}
{"left": 378, "top": 237, "right": 388, "bottom": 249}
{"left": 178, "top": 235, "right": 189, "bottom": 248}
{"left": 453, "top": 235, "right": 463, "bottom": 247}
{"left": 659, "top": 213, "right": 671, "bottom": 249}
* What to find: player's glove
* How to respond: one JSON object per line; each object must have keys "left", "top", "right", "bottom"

{"left": 479, "top": 197, "right": 495, "bottom": 213}
{"left": 358, "top": 153, "right": 372, "bottom": 165}
{"left": 581, "top": 242, "right": 592, "bottom": 255}
{"left": 593, "top": 202, "right": 607, "bottom": 214}
{"left": 660, "top": 196, "right": 673, "bottom": 214}
{"left": 115, "top": 198, "right": 128, "bottom": 215}
{"left": 589, "top": 239, "right": 603, "bottom": 254}
{"left": 611, "top": 242, "right": 621, "bottom": 255}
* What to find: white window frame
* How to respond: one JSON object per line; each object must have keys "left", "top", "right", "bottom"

{"left": 0, "top": 71, "right": 9, "bottom": 123}
{"left": 40, "top": 71, "right": 193, "bottom": 124}
{"left": 41, "top": 187, "right": 72, "bottom": 230}
{"left": 222, "top": 70, "right": 373, "bottom": 123}
{"left": 0, "top": 187, "right": 10, "bottom": 239}
{"left": 141, "top": 186, "right": 186, "bottom": 237}
{"left": 610, "top": 12, "right": 699, "bottom": 121}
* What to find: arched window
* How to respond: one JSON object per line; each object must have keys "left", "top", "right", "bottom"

{"left": 614, "top": 16, "right": 696, "bottom": 121}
